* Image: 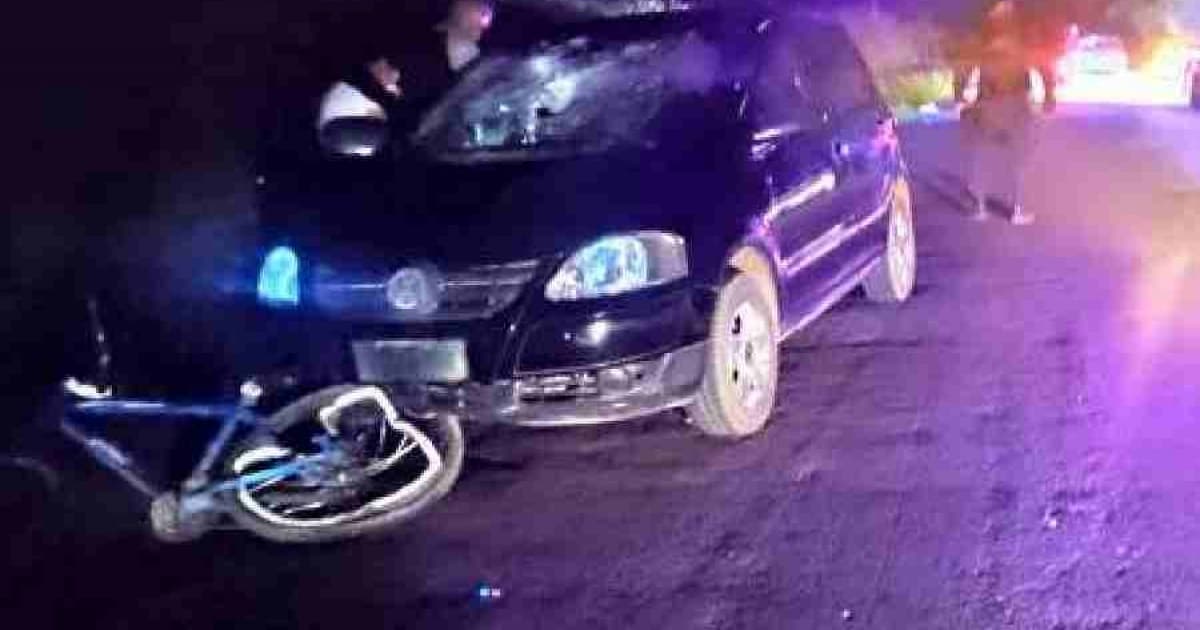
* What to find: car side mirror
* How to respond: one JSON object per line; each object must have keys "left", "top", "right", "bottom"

{"left": 318, "top": 116, "right": 390, "bottom": 157}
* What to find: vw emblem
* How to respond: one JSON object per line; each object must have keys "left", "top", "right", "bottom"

{"left": 386, "top": 266, "right": 440, "bottom": 315}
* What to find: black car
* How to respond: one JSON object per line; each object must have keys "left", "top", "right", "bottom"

{"left": 82, "top": 9, "right": 916, "bottom": 444}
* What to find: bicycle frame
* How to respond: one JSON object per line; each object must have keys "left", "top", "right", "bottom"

{"left": 59, "top": 386, "right": 326, "bottom": 520}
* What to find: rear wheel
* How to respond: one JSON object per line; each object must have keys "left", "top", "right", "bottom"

{"left": 863, "top": 175, "right": 917, "bottom": 303}
{"left": 222, "top": 385, "right": 463, "bottom": 544}
{"left": 687, "top": 271, "right": 780, "bottom": 438}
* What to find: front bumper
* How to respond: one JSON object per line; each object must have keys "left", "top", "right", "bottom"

{"left": 387, "top": 340, "right": 707, "bottom": 427}
{"left": 64, "top": 340, "right": 706, "bottom": 430}
{"left": 81, "top": 263, "right": 714, "bottom": 426}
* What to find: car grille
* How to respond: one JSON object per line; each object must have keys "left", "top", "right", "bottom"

{"left": 312, "top": 260, "right": 540, "bottom": 322}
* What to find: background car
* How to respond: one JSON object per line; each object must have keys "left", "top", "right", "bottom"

{"left": 1058, "top": 34, "right": 1129, "bottom": 80}
{"left": 84, "top": 9, "right": 917, "bottom": 440}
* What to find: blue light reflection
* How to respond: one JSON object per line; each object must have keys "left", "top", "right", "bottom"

{"left": 257, "top": 246, "right": 299, "bottom": 306}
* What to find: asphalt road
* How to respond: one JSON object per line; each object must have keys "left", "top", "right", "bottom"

{"left": 6, "top": 104, "right": 1200, "bottom": 629}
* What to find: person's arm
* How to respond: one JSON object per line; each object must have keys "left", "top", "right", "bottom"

{"left": 1023, "top": 19, "right": 1059, "bottom": 113}
{"left": 1031, "top": 36, "right": 1059, "bottom": 112}
{"left": 954, "top": 64, "right": 972, "bottom": 104}
{"left": 367, "top": 58, "right": 403, "bottom": 97}
{"left": 1036, "top": 62, "right": 1057, "bottom": 112}
{"left": 951, "top": 35, "right": 978, "bottom": 104}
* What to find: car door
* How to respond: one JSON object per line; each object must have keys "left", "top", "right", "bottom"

{"left": 747, "top": 25, "right": 849, "bottom": 330}
{"left": 801, "top": 22, "right": 898, "bottom": 274}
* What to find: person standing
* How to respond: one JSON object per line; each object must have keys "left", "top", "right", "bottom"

{"left": 954, "top": 0, "right": 1054, "bottom": 225}
{"left": 317, "top": 0, "right": 496, "bottom": 142}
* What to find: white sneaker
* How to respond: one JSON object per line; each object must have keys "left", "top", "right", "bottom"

{"left": 969, "top": 196, "right": 988, "bottom": 221}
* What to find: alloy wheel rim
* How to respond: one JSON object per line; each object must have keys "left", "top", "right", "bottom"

{"left": 728, "top": 300, "right": 773, "bottom": 416}
{"left": 888, "top": 183, "right": 916, "bottom": 297}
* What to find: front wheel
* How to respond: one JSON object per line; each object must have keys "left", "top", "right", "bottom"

{"left": 863, "top": 175, "right": 917, "bottom": 303}
{"left": 221, "top": 385, "right": 463, "bottom": 544}
{"left": 687, "top": 271, "right": 780, "bottom": 438}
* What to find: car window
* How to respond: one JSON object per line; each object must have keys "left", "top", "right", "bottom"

{"left": 798, "top": 22, "right": 879, "bottom": 117}
{"left": 749, "top": 29, "right": 825, "bottom": 132}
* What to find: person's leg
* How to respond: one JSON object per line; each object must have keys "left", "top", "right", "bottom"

{"left": 1008, "top": 98, "right": 1036, "bottom": 225}
{"left": 960, "top": 107, "right": 988, "bottom": 220}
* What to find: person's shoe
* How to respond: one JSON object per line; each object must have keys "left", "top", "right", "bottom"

{"left": 1011, "top": 205, "right": 1035, "bottom": 226}
{"left": 969, "top": 196, "right": 988, "bottom": 221}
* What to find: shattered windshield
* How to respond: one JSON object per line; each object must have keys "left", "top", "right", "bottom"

{"left": 414, "top": 30, "right": 708, "bottom": 161}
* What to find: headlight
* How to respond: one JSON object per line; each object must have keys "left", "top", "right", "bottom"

{"left": 545, "top": 232, "right": 687, "bottom": 301}
{"left": 257, "top": 246, "right": 299, "bottom": 306}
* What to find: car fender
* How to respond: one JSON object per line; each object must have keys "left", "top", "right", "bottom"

{"left": 719, "top": 237, "right": 784, "bottom": 329}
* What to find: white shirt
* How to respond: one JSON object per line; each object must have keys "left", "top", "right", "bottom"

{"left": 316, "top": 81, "right": 386, "bottom": 130}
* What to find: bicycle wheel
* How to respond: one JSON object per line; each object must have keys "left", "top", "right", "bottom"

{"left": 222, "top": 385, "right": 463, "bottom": 543}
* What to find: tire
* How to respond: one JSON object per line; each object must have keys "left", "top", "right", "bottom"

{"left": 863, "top": 175, "right": 917, "bottom": 303}
{"left": 687, "top": 271, "right": 780, "bottom": 438}
{"left": 221, "top": 385, "right": 464, "bottom": 544}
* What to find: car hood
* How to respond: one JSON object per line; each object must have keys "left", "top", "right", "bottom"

{"left": 269, "top": 148, "right": 717, "bottom": 271}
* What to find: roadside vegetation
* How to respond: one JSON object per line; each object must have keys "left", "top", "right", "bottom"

{"left": 838, "top": 8, "right": 955, "bottom": 117}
